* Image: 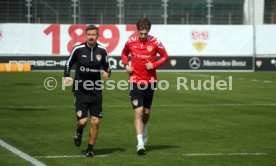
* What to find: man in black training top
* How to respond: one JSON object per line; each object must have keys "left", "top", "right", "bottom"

{"left": 64, "top": 24, "right": 111, "bottom": 157}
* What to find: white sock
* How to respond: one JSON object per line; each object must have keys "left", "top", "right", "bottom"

{"left": 143, "top": 124, "right": 147, "bottom": 133}
{"left": 137, "top": 134, "right": 143, "bottom": 145}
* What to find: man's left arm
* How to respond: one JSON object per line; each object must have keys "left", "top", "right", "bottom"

{"left": 101, "top": 51, "right": 111, "bottom": 80}
{"left": 152, "top": 41, "right": 169, "bottom": 69}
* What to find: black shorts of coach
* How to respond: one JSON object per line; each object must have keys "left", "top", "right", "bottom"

{"left": 74, "top": 91, "right": 103, "bottom": 120}
{"left": 129, "top": 83, "right": 156, "bottom": 110}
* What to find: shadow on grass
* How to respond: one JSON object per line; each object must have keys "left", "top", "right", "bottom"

{"left": 82, "top": 147, "right": 126, "bottom": 155}
{"left": 146, "top": 145, "right": 180, "bottom": 152}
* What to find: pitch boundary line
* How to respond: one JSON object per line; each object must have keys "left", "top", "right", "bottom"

{"left": 182, "top": 152, "right": 267, "bottom": 157}
{"left": 179, "top": 73, "right": 273, "bottom": 83}
{"left": 35, "top": 154, "right": 109, "bottom": 158}
{"left": 155, "top": 103, "right": 276, "bottom": 107}
{"left": 34, "top": 152, "right": 267, "bottom": 159}
{"left": 0, "top": 139, "right": 46, "bottom": 166}
{"left": 0, "top": 103, "right": 276, "bottom": 109}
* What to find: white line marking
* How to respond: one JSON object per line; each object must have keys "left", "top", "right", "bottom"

{"left": 155, "top": 103, "right": 276, "bottom": 107}
{"left": 0, "top": 105, "right": 73, "bottom": 109}
{"left": 264, "top": 80, "right": 273, "bottom": 83}
{"left": 182, "top": 152, "right": 267, "bottom": 157}
{"left": 35, "top": 154, "right": 109, "bottom": 158}
{"left": 1, "top": 103, "right": 276, "bottom": 109}
{"left": 177, "top": 73, "right": 273, "bottom": 83}
{"left": 0, "top": 139, "right": 46, "bottom": 166}
{"left": 184, "top": 73, "right": 212, "bottom": 78}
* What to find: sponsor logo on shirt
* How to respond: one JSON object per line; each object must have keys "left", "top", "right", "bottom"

{"left": 80, "top": 66, "right": 100, "bottom": 72}
{"left": 132, "top": 52, "right": 151, "bottom": 59}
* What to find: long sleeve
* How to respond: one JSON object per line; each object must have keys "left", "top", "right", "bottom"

{"left": 152, "top": 41, "right": 169, "bottom": 69}
{"left": 121, "top": 42, "right": 130, "bottom": 65}
{"left": 101, "top": 49, "right": 111, "bottom": 76}
{"left": 64, "top": 47, "right": 78, "bottom": 77}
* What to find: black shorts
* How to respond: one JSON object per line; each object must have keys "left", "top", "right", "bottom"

{"left": 129, "top": 83, "right": 156, "bottom": 109}
{"left": 74, "top": 92, "right": 102, "bottom": 120}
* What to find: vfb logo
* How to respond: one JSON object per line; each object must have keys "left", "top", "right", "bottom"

{"left": 191, "top": 31, "right": 209, "bottom": 52}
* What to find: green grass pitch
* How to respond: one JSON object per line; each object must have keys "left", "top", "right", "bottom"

{"left": 0, "top": 71, "right": 276, "bottom": 166}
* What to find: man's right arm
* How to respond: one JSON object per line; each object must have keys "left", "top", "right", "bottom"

{"left": 121, "top": 42, "right": 130, "bottom": 66}
{"left": 63, "top": 47, "right": 78, "bottom": 85}
{"left": 64, "top": 47, "right": 78, "bottom": 77}
{"left": 121, "top": 42, "right": 134, "bottom": 73}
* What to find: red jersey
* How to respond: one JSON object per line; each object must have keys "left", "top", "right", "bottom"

{"left": 121, "top": 35, "right": 169, "bottom": 84}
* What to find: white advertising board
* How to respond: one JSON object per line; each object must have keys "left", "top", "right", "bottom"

{"left": 256, "top": 25, "right": 276, "bottom": 56}
{"left": 0, "top": 24, "right": 253, "bottom": 56}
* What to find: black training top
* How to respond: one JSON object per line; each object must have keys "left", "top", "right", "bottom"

{"left": 64, "top": 42, "right": 111, "bottom": 94}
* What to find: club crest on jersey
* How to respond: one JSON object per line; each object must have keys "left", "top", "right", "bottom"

{"left": 132, "top": 99, "right": 138, "bottom": 106}
{"left": 77, "top": 110, "right": 82, "bottom": 117}
{"left": 96, "top": 54, "right": 102, "bottom": 61}
{"left": 147, "top": 46, "right": 153, "bottom": 52}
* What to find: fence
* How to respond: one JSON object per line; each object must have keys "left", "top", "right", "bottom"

{"left": 0, "top": 0, "right": 275, "bottom": 24}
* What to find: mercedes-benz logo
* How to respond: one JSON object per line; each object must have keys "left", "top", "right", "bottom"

{"left": 189, "top": 57, "right": 201, "bottom": 69}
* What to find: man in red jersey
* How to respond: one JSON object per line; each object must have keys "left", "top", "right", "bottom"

{"left": 121, "top": 18, "right": 169, "bottom": 155}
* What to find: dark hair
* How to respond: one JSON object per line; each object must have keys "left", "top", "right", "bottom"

{"left": 136, "top": 18, "right": 151, "bottom": 31}
{"left": 86, "top": 24, "right": 99, "bottom": 33}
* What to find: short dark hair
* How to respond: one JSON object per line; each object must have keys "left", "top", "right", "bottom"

{"left": 136, "top": 18, "right": 151, "bottom": 31}
{"left": 86, "top": 24, "right": 99, "bottom": 33}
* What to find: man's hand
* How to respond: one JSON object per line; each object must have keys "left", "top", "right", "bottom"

{"left": 101, "top": 70, "right": 110, "bottom": 80}
{"left": 146, "top": 60, "right": 154, "bottom": 70}
{"left": 125, "top": 65, "right": 134, "bottom": 74}
{"left": 64, "top": 77, "right": 73, "bottom": 86}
